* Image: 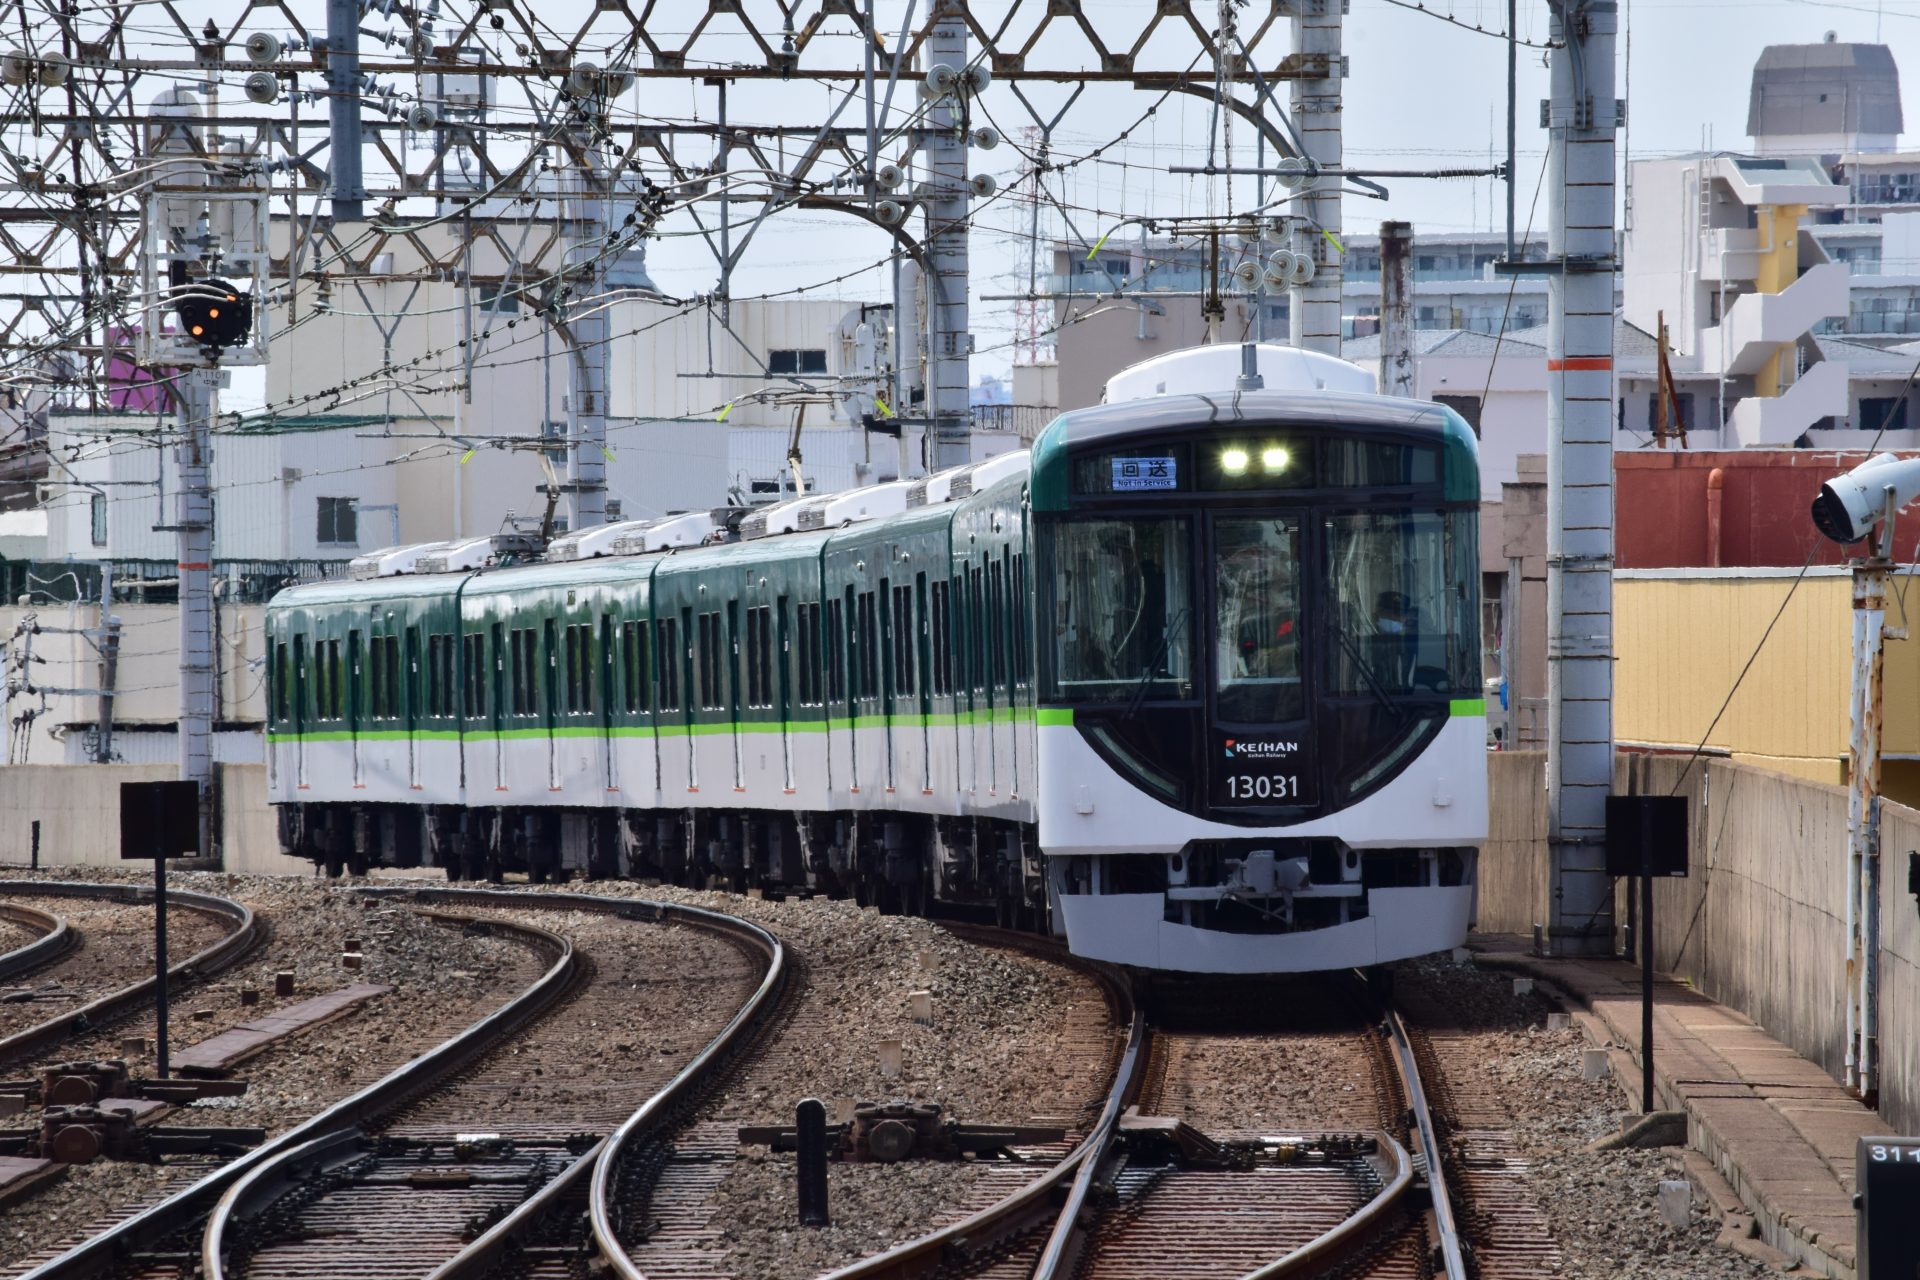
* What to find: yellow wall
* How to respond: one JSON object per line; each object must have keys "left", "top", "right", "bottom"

{"left": 1617, "top": 572, "right": 1920, "bottom": 796}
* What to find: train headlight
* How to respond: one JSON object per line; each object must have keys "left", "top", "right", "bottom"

{"left": 1261, "top": 446, "right": 1290, "bottom": 473}
{"left": 1220, "top": 447, "right": 1250, "bottom": 475}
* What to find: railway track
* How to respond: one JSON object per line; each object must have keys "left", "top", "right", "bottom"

{"left": 0, "top": 881, "right": 263, "bottom": 1068}
{"left": 0, "top": 902, "right": 76, "bottom": 984}
{"left": 787, "top": 971, "right": 1472, "bottom": 1280}
{"left": 7, "top": 888, "right": 782, "bottom": 1280}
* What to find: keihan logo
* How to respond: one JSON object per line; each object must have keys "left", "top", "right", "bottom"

{"left": 1224, "top": 738, "right": 1299, "bottom": 759}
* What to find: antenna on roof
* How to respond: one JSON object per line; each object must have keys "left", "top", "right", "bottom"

{"left": 1235, "top": 342, "right": 1265, "bottom": 392}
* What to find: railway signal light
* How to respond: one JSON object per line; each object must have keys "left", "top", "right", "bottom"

{"left": 173, "top": 277, "right": 252, "bottom": 349}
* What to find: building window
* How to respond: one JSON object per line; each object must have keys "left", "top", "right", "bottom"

{"left": 476, "top": 281, "right": 522, "bottom": 314}
{"left": 1861, "top": 397, "right": 1909, "bottom": 433}
{"left": 1434, "top": 394, "right": 1483, "bottom": 437}
{"left": 1647, "top": 391, "right": 1696, "bottom": 436}
{"left": 317, "top": 497, "right": 358, "bottom": 546}
{"left": 768, "top": 348, "right": 828, "bottom": 376}
{"left": 89, "top": 493, "right": 107, "bottom": 547}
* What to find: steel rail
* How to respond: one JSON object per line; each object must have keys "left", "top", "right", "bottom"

{"left": 789, "top": 938, "right": 1140, "bottom": 1280}
{"left": 1237, "top": 1131, "right": 1414, "bottom": 1280}
{"left": 1382, "top": 1007, "right": 1470, "bottom": 1280}
{"left": 0, "top": 880, "right": 263, "bottom": 1064}
{"left": 427, "top": 894, "right": 786, "bottom": 1280}
{"left": 0, "top": 901, "right": 75, "bottom": 981}
{"left": 18, "top": 904, "right": 575, "bottom": 1280}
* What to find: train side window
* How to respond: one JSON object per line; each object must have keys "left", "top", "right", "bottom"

{"left": 1012, "top": 553, "right": 1031, "bottom": 686}
{"left": 969, "top": 568, "right": 986, "bottom": 694}
{"left": 825, "top": 598, "right": 846, "bottom": 704}
{"left": 271, "top": 640, "right": 289, "bottom": 722}
{"left": 318, "top": 638, "right": 341, "bottom": 720}
{"left": 510, "top": 627, "right": 538, "bottom": 716}
{"left": 744, "top": 605, "right": 773, "bottom": 710}
{"left": 857, "top": 591, "right": 879, "bottom": 701}
{"left": 490, "top": 623, "right": 506, "bottom": 719}
{"left": 433, "top": 634, "right": 453, "bottom": 718}
{"left": 656, "top": 617, "right": 680, "bottom": 711}
{"left": 368, "top": 634, "right": 388, "bottom": 718}
{"left": 290, "top": 636, "right": 306, "bottom": 721}
{"left": 622, "top": 621, "right": 649, "bottom": 713}
{"left": 543, "top": 619, "right": 559, "bottom": 719}
{"left": 891, "top": 583, "right": 916, "bottom": 697}
{"left": 697, "top": 611, "right": 723, "bottom": 711}
{"left": 795, "top": 602, "right": 819, "bottom": 706}
{"left": 990, "top": 559, "right": 1007, "bottom": 691}
{"left": 564, "top": 622, "right": 592, "bottom": 715}
{"left": 405, "top": 628, "right": 422, "bottom": 720}
{"left": 347, "top": 629, "right": 364, "bottom": 722}
{"left": 928, "top": 581, "right": 951, "bottom": 696}
{"left": 463, "top": 633, "right": 486, "bottom": 718}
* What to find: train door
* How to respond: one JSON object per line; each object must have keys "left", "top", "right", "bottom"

{"left": 971, "top": 565, "right": 991, "bottom": 794}
{"left": 953, "top": 566, "right": 974, "bottom": 796}
{"left": 777, "top": 596, "right": 795, "bottom": 793}
{"left": 543, "top": 618, "right": 560, "bottom": 791}
{"left": 842, "top": 585, "right": 860, "bottom": 790}
{"left": 600, "top": 611, "right": 618, "bottom": 792}
{"left": 406, "top": 625, "right": 422, "bottom": 790}
{"left": 347, "top": 627, "right": 364, "bottom": 787}
{"left": 727, "top": 600, "right": 744, "bottom": 791}
{"left": 879, "top": 578, "right": 897, "bottom": 793}
{"left": 993, "top": 552, "right": 1012, "bottom": 797}
{"left": 681, "top": 606, "right": 698, "bottom": 792}
{"left": 915, "top": 572, "right": 932, "bottom": 794}
{"left": 489, "top": 622, "right": 507, "bottom": 792}
{"left": 292, "top": 634, "right": 309, "bottom": 787}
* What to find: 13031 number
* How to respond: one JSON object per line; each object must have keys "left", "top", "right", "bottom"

{"left": 1225, "top": 774, "right": 1298, "bottom": 801}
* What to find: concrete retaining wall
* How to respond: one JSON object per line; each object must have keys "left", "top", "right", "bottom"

{"left": 1479, "top": 749, "right": 1920, "bottom": 1132}
{"left": 0, "top": 763, "right": 304, "bottom": 877}
{"left": 1479, "top": 751, "right": 1548, "bottom": 935}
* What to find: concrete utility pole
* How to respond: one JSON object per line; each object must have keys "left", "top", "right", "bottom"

{"left": 1290, "top": 0, "right": 1344, "bottom": 355}
{"left": 1378, "top": 221, "right": 1415, "bottom": 397}
{"left": 323, "top": 0, "right": 366, "bottom": 222}
{"left": 94, "top": 565, "right": 119, "bottom": 764}
{"left": 922, "top": 9, "right": 972, "bottom": 470}
{"left": 1543, "top": 0, "right": 1620, "bottom": 955}
{"left": 564, "top": 124, "right": 609, "bottom": 531}
{"left": 1845, "top": 496, "right": 1893, "bottom": 1102}
{"left": 175, "top": 367, "right": 218, "bottom": 857}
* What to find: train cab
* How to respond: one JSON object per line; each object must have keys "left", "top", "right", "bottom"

{"left": 1031, "top": 348, "right": 1488, "bottom": 972}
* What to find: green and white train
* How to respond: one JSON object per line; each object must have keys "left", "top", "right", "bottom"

{"left": 265, "top": 345, "right": 1488, "bottom": 972}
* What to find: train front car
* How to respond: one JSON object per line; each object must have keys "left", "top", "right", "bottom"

{"left": 1031, "top": 380, "right": 1487, "bottom": 974}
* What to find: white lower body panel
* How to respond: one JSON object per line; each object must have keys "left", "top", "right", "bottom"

{"left": 1057, "top": 884, "right": 1475, "bottom": 974}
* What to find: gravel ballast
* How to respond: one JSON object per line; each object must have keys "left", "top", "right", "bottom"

{"left": 0, "top": 871, "right": 547, "bottom": 1272}
{"left": 1397, "top": 955, "right": 1775, "bottom": 1280}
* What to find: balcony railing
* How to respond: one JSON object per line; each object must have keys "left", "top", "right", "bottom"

{"left": 970, "top": 404, "right": 1057, "bottom": 442}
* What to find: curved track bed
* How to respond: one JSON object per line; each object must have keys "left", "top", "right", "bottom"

{"left": 203, "top": 889, "right": 782, "bottom": 1280}
{"left": 0, "top": 881, "right": 262, "bottom": 1067}
{"left": 578, "top": 922, "right": 1133, "bottom": 1280}
{"left": 0, "top": 902, "right": 75, "bottom": 984}
{"left": 10, "top": 891, "right": 576, "bottom": 1280}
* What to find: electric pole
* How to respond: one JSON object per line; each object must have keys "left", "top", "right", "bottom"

{"left": 923, "top": 9, "right": 973, "bottom": 471}
{"left": 1291, "top": 0, "right": 1345, "bottom": 354}
{"left": 564, "top": 110, "right": 609, "bottom": 532}
{"left": 1543, "top": 0, "right": 1621, "bottom": 956}
{"left": 176, "top": 367, "right": 218, "bottom": 857}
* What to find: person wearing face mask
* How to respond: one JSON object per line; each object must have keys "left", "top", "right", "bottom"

{"left": 1371, "top": 590, "right": 1415, "bottom": 688}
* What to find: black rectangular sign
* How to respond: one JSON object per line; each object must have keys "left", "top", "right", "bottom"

{"left": 1859, "top": 1136, "right": 1920, "bottom": 1280}
{"left": 120, "top": 781, "right": 201, "bottom": 861}
{"left": 1604, "top": 795, "right": 1689, "bottom": 878}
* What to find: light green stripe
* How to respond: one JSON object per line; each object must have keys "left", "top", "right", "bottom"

{"left": 1036, "top": 708, "right": 1074, "bottom": 727}
{"left": 1449, "top": 698, "right": 1486, "bottom": 717}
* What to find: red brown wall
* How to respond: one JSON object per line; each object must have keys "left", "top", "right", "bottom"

{"left": 1616, "top": 450, "right": 1920, "bottom": 569}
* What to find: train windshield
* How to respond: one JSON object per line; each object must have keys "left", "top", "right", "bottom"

{"left": 1213, "top": 516, "right": 1305, "bottom": 723}
{"left": 1048, "top": 517, "right": 1194, "bottom": 701}
{"left": 1324, "top": 511, "right": 1467, "bottom": 697}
